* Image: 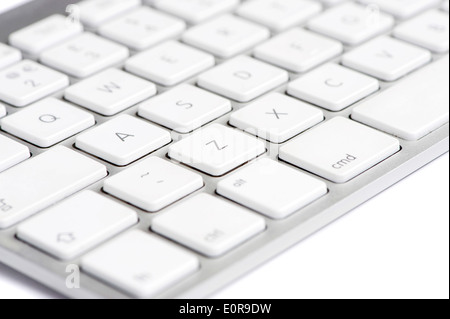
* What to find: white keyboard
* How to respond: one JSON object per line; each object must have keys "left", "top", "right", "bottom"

{"left": 0, "top": 0, "right": 448, "bottom": 299}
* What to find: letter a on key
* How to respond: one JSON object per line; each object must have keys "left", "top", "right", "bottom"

{"left": 116, "top": 132, "right": 135, "bottom": 142}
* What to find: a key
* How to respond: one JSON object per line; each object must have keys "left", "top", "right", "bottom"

{"left": 40, "top": 33, "right": 129, "bottom": 78}
{"left": 254, "top": 28, "right": 343, "bottom": 73}
{"left": 64, "top": 68, "right": 157, "bottom": 116}
{"left": 98, "top": 7, "right": 186, "bottom": 51}
{"left": 352, "top": 56, "right": 449, "bottom": 141}
{"left": 230, "top": 92, "right": 324, "bottom": 144}
{"left": 197, "top": 55, "right": 289, "bottom": 103}
{"left": 168, "top": 123, "right": 266, "bottom": 176}
{"left": 76, "top": 114, "right": 171, "bottom": 166}
{"left": 0, "top": 60, "right": 69, "bottom": 107}
{"left": 138, "top": 84, "right": 231, "bottom": 134}
{"left": 217, "top": 158, "right": 328, "bottom": 219}
{"left": 0, "top": 43, "right": 21, "bottom": 70}
{"left": 0, "top": 98, "right": 95, "bottom": 148}
{"left": 307, "top": 2, "right": 394, "bottom": 46}
{"left": 152, "top": 193, "right": 266, "bottom": 257}
{"left": 182, "top": 15, "right": 270, "bottom": 59}
{"left": 0, "top": 134, "right": 29, "bottom": 173}
{"left": 104, "top": 157, "right": 203, "bottom": 212}
{"left": 288, "top": 63, "right": 379, "bottom": 111}
{"left": 393, "top": 10, "right": 449, "bottom": 53}
{"left": 82, "top": 230, "right": 199, "bottom": 298}
{"left": 0, "top": 0, "right": 32, "bottom": 14}
{"left": 279, "top": 117, "right": 400, "bottom": 184}
{"left": 17, "top": 190, "right": 137, "bottom": 260}
{"left": 342, "top": 36, "right": 431, "bottom": 82}
{"left": 0, "top": 103, "right": 5, "bottom": 118}
{"left": 358, "top": 0, "right": 440, "bottom": 20}
{"left": 77, "top": 0, "right": 141, "bottom": 29}
{"left": 125, "top": 41, "right": 215, "bottom": 87}
{"left": 0, "top": 146, "right": 107, "bottom": 229}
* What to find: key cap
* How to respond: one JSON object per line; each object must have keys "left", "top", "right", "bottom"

{"left": 182, "top": 15, "right": 270, "bottom": 59}
{"left": 0, "top": 60, "right": 69, "bottom": 107}
{"left": 307, "top": 3, "right": 394, "bottom": 46}
{"left": 394, "top": 10, "right": 449, "bottom": 53}
{"left": 217, "top": 158, "right": 328, "bottom": 219}
{"left": 17, "top": 190, "right": 137, "bottom": 260}
{"left": 197, "top": 56, "right": 289, "bottom": 103}
{"left": 77, "top": 0, "right": 141, "bottom": 29}
{"left": 288, "top": 63, "right": 379, "bottom": 111}
{"left": 40, "top": 33, "right": 129, "bottom": 78}
{"left": 125, "top": 41, "right": 215, "bottom": 86}
{"left": 0, "top": 146, "right": 107, "bottom": 229}
{"left": 76, "top": 114, "right": 171, "bottom": 166}
{"left": 9, "top": 15, "right": 83, "bottom": 56}
{"left": 254, "top": 28, "right": 343, "bottom": 73}
{"left": 0, "top": 0, "right": 32, "bottom": 15}
{"left": 352, "top": 56, "right": 449, "bottom": 141}
{"left": 237, "top": 0, "right": 322, "bottom": 33}
{"left": 82, "top": 230, "right": 199, "bottom": 298}
{"left": 0, "top": 98, "right": 95, "bottom": 148}
{"left": 0, "top": 103, "right": 5, "bottom": 118}
{"left": 98, "top": 7, "right": 186, "bottom": 51}
{"left": 64, "top": 68, "right": 157, "bottom": 116}
{"left": 0, "top": 134, "right": 29, "bottom": 173}
{"left": 230, "top": 92, "right": 324, "bottom": 143}
{"left": 0, "top": 43, "right": 21, "bottom": 70}
{"left": 358, "top": 0, "right": 440, "bottom": 20}
{"left": 138, "top": 84, "right": 231, "bottom": 134}
{"left": 152, "top": 193, "right": 266, "bottom": 257}
{"left": 104, "top": 157, "right": 203, "bottom": 212}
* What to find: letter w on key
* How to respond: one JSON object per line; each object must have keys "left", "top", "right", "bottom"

{"left": 97, "top": 82, "right": 121, "bottom": 93}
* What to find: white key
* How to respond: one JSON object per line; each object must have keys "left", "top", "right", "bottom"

{"left": 307, "top": 3, "right": 395, "bottom": 46}
{"left": 342, "top": 36, "right": 431, "bottom": 82}
{"left": 0, "top": 43, "right": 21, "bottom": 70}
{"left": 288, "top": 63, "right": 379, "bottom": 111}
{"left": 279, "top": 117, "right": 400, "bottom": 184}
{"left": 352, "top": 56, "right": 449, "bottom": 141}
{"left": 0, "top": 146, "right": 107, "bottom": 229}
{"left": 0, "top": 60, "right": 69, "bottom": 107}
{"left": 152, "top": 193, "right": 266, "bottom": 257}
{"left": 0, "top": 134, "right": 29, "bottom": 173}
{"left": 0, "top": 98, "right": 95, "bottom": 148}
{"left": 358, "top": 0, "right": 440, "bottom": 20}
{"left": 17, "top": 191, "right": 137, "bottom": 260}
{"left": 0, "top": 0, "right": 32, "bottom": 15}
{"left": 64, "top": 68, "right": 157, "bottom": 116}
{"left": 0, "top": 103, "right": 5, "bottom": 118}
{"left": 394, "top": 10, "right": 449, "bottom": 53}
{"left": 138, "top": 84, "right": 231, "bottom": 133}
{"left": 104, "top": 157, "right": 203, "bottom": 212}
{"left": 9, "top": 15, "right": 83, "bottom": 56}
{"left": 237, "top": 0, "right": 322, "bottom": 32}
{"left": 98, "top": 7, "right": 186, "bottom": 51}
{"left": 254, "top": 28, "right": 343, "bottom": 73}
{"left": 76, "top": 114, "right": 171, "bottom": 166}
{"left": 182, "top": 15, "right": 270, "bottom": 59}
{"left": 443, "top": 1, "right": 449, "bottom": 12}
{"left": 217, "top": 159, "right": 328, "bottom": 219}
{"left": 197, "top": 56, "right": 289, "bottom": 102}
{"left": 82, "top": 230, "right": 199, "bottom": 298}
{"left": 125, "top": 41, "right": 215, "bottom": 86}
{"left": 77, "top": 0, "right": 141, "bottom": 29}
{"left": 230, "top": 92, "right": 324, "bottom": 143}
{"left": 318, "top": 0, "right": 346, "bottom": 6}
{"left": 40, "top": 33, "right": 129, "bottom": 78}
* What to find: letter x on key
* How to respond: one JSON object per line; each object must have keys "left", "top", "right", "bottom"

{"left": 266, "top": 109, "right": 288, "bottom": 119}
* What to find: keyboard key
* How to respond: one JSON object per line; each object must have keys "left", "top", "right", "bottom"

{"left": 82, "top": 230, "right": 199, "bottom": 298}
{"left": 104, "top": 157, "right": 203, "bottom": 212}
{"left": 0, "top": 43, "right": 21, "bottom": 70}
{"left": 17, "top": 190, "right": 137, "bottom": 260}
{"left": 152, "top": 193, "right": 266, "bottom": 257}
{"left": 125, "top": 41, "right": 214, "bottom": 86}
{"left": 77, "top": 0, "right": 141, "bottom": 29}
{"left": 352, "top": 56, "right": 449, "bottom": 141}
{"left": 0, "top": 60, "right": 69, "bottom": 107}
{"left": 0, "top": 134, "right": 29, "bottom": 173}
{"left": 76, "top": 114, "right": 171, "bottom": 166}
{"left": 0, "top": 146, "right": 107, "bottom": 229}
{"left": 230, "top": 92, "right": 323, "bottom": 143}
{"left": 288, "top": 63, "right": 379, "bottom": 111}
{"left": 0, "top": 98, "right": 95, "bottom": 148}
{"left": 358, "top": 0, "right": 440, "bottom": 19}
{"left": 0, "top": 103, "right": 5, "bottom": 118}
{"left": 40, "top": 33, "right": 129, "bottom": 78}
{"left": 217, "top": 158, "right": 328, "bottom": 219}
{"left": 279, "top": 117, "right": 400, "bottom": 183}
{"left": 254, "top": 28, "right": 343, "bottom": 73}
{"left": 138, "top": 84, "right": 231, "bottom": 134}
{"left": 65, "top": 68, "right": 157, "bottom": 116}
{"left": 182, "top": 15, "right": 270, "bottom": 59}
{"left": 197, "top": 56, "right": 289, "bottom": 103}
{"left": 168, "top": 123, "right": 266, "bottom": 176}
{"left": 307, "top": 3, "right": 394, "bottom": 45}
{"left": 98, "top": 7, "right": 186, "bottom": 51}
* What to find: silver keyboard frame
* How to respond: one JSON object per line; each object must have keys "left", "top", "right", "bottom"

{"left": 0, "top": 0, "right": 449, "bottom": 299}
